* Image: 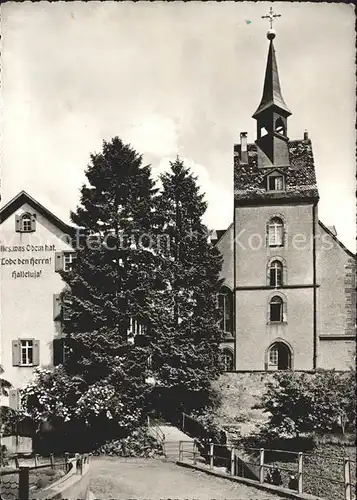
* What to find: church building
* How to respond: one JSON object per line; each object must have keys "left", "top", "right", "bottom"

{"left": 0, "top": 21, "right": 355, "bottom": 412}
{"left": 213, "top": 24, "right": 356, "bottom": 372}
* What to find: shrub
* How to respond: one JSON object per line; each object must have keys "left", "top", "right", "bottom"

{"left": 36, "top": 476, "right": 52, "bottom": 489}
{"left": 92, "top": 427, "right": 164, "bottom": 457}
{"left": 261, "top": 369, "right": 356, "bottom": 439}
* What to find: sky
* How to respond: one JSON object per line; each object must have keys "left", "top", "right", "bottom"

{"left": 0, "top": 1, "right": 355, "bottom": 251}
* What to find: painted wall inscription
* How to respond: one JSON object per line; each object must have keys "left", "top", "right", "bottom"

{"left": 0, "top": 244, "right": 57, "bottom": 279}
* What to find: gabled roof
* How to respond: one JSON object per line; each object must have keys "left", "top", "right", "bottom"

{"left": 211, "top": 223, "right": 233, "bottom": 246}
{"left": 262, "top": 168, "right": 286, "bottom": 178}
{"left": 253, "top": 40, "right": 291, "bottom": 119}
{"left": 0, "top": 190, "right": 74, "bottom": 235}
{"left": 234, "top": 139, "right": 319, "bottom": 205}
{"left": 319, "top": 220, "right": 355, "bottom": 259}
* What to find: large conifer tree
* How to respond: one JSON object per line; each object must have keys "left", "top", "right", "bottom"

{"left": 58, "top": 137, "right": 159, "bottom": 434}
{"left": 150, "top": 158, "right": 223, "bottom": 418}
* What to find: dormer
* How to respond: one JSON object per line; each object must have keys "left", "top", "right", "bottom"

{"left": 264, "top": 169, "right": 286, "bottom": 192}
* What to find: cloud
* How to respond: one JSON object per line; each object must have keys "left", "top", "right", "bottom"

{"left": 125, "top": 114, "right": 178, "bottom": 158}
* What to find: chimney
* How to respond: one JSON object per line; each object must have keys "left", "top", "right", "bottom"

{"left": 240, "top": 132, "right": 248, "bottom": 164}
{"left": 303, "top": 129, "right": 309, "bottom": 141}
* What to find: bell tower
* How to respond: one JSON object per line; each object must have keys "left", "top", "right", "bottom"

{"left": 232, "top": 7, "right": 320, "bottom": 373}
{"left": 252, "top": 15, "right": 291, "bottom": 168}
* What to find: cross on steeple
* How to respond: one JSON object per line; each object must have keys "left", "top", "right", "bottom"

{"left": 262, "top": 6, "right": 281, "bottom": 30}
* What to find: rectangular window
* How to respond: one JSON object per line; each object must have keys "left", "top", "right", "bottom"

{"left": 270, "top": 303, "right": 283, "bottom": 322}
{"left": 63, "top": 252, "right": 76, "bottom": 271}
{"left": 270, "top": 268, "right": 282, "bottom": 287}
{"left": 12, "top": 339, "right": 40, "bottom": 366}
{"left": 23, "top": 219, "right": 32, "bottom": 232}
{"left": 269, "top": 348, "right": 278, "bottom": 365}
{"left": 127, "top": 317, "right": 147, "bottom": 344}
{"left": 15, "top": 214, "right": 36, "bottom": 233}
{"left": 268, "top": 175, "right": 284, "bottom": 191}
{"left": 268, "top": 225, "right": 283, "bottom": 247}
{"left": 20, "top": 340, "right": 34, "bottom": 366}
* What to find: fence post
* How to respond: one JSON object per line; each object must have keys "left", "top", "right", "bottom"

{"left": 34, "top": 454, "right": 39, "bottom": 467}
{"left": 230, "top": 447, "right": 235, "bottom": 476}
{"left": 64, "top": 452, "right": 69, "bottom": 472}
{"left": 14, "top": 455, "right": 19, "bottom": 469}
{"left": 182, "top": 413, "right": 185, "bottom": 431}
{"left": 298, "top": 452, "right": 303, "bottom": 494}
{"left": 210, "top": 442, "right": 214, "bottom": 470}
{"left": 19, "top": 466, "right": 30, "bottom": 500}
{"left": 344, "top": 458, "right": 351, "bottom": 500}
{"left": 178, "top": 441, "right": 183, "bottom": 461}
{"left": 193, "top": 440, "right": 197, "bottom": 465}
{"left": 259, "top": 448, "right": 265, "bottom": 483}
{"left": 50, "top": 453, "right": 55, "bottom": 469}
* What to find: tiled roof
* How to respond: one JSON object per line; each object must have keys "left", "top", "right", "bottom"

{"left": 234, "top": 139, "right": 319, "bottom": 204}
{"left": 0, "top": 190, "right": 74, "bottom": 235}
{"left": 210, "top": 228, "right": 227, "bottom": 245}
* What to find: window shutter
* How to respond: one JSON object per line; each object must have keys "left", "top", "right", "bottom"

{"left": 31, "top": 213, "right": 37, "bottom": 232}
{"left": 12, "top": 340, "right": 20, "bottom": 366}
{"left": 53, "top": 294, "right": 61, "bottom": 320}
{"left": 55, "top": 252, "right": 64, "bottom": 272}
{"left": 9, "top": 388, "right": 20, "bottom": 410}
{"left": 33, "top": 340, "right": 40, "bottom": 366}
{"left": 265, "top": 221, "right": 270, "bottom": 247}
{"left": 283, "top": 303, "right": 287, "bottom": 323}
{"left": 283, "top": 223, "right": 287, "bottom": 247}
{"left": 53, "top": 338, "right": 65, "bottom": 366}
{"left": 15, "top": 215, "right": 21, "bottom": 232}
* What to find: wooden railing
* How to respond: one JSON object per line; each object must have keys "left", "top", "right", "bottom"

{"left": 0, "top": 453, "right": 89, "bottom": 500}
{"left": 178, "top": 441, "right": 356, "bottom": 500}
{"left": 147, "top": 415, "right": 165, "bottom": 446}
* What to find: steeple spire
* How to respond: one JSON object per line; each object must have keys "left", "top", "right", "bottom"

{"left": 253, "top": 8, "right": 292, "bottom": 168}
{"left": 252, "top": 37, "right": 291, "bottom": 119}
{"left": 253, "top": 7, "right": 291, "bottom": 119}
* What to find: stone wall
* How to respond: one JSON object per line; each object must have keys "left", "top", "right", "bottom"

{"left": 213, "top": 372, "right": 277, "bottom": 438}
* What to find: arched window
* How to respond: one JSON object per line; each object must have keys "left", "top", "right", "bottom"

{"left": 260, "top": 126, "right": 268, "bottom": 138}
{"left": 221, "top": 349, "right": 234, "bottom": 372}
{"left": 270, "top": 295, "right": 283, "bottom": 322}
{"left": 268, "top": 342, "right": 292, "bottom": 370}
{"left": 218, "top": 287, "right": 233, "bottom": 337}
{"left": 21, "top": 213, "right": 33, "bottom": 232}
{"left": 269, "top": 260, "right": 283, "bottom": 287}
{"left": 275, "top": 117, "right": 286, "bottom": 136}
{"left": 268, "top": 217, "right": 284, "bottom": 247}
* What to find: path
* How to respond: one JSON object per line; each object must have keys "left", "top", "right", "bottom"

{"left": 90, "top": 457, "right": 289, "bottom": 499}
{"left": 158, "top": 424, "right": 194, "bottom": 461}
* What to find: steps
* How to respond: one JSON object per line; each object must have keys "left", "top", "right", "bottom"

{"left": 164, "top": 440, "right": 180, "bottom": 461}
{"left": 148, "top": 423, "right": 206, "bottom": 463}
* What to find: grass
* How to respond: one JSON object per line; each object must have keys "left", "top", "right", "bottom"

{"left": 235, "top": 433, "right": 356, "bottom": 500}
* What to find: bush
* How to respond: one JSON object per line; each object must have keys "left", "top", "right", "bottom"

{"left": 92, "top": 427, "right": 164, "bottom": 457}
{"left": 261, "top": 369, "right": 356, "bottom": 439}
{"left": 189, "top": 409, "right": 224, "bottom": 443}
{"left": 22, "top": 366, "right": 144, "bottom": 439}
